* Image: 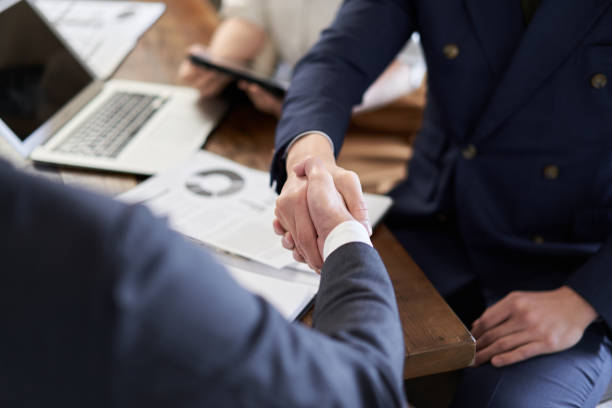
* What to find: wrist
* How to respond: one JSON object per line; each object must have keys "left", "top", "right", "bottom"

{"left": 286, "top": 133, "right": 335, "bottom": 172}
{"left": 319, "top": 214, "right": 355, "bottom": 243}
{"left": 323, "top": 220, "right": 372, "bottom": 261}
{"left": 560, "top": 286, "right": 598, "bottom": 327}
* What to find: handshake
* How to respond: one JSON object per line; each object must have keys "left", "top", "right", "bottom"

{"left": 273, "top": 156, "right": 372, "bottom": 271}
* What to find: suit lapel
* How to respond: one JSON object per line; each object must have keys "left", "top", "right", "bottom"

{"left": 471, "top": 0, "right": 612, "bottom": 143}
{"left": 464, "top": 0, "right": 525, "bottom": 77}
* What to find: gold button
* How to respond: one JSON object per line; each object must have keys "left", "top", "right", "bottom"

{"left": 543, "top": 165, "right": 559, "bottom": 180}
{"left": 443, "top": 43, "right": 460, "bottom": 60}
{"left": 591, "top": 73, "right": 607, "bottom": 89}
{"left": 462, "top": 144, "right": 477, "bottom": 160}
{"left": 437, "top": 213, "right": 448, "bottom": 223}
{"left": 533, "top": 235, "right": 545, "bottom": 245}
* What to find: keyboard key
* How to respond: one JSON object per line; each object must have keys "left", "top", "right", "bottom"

{"left": 54, "top": 92, "right": 166, "bottom": 158}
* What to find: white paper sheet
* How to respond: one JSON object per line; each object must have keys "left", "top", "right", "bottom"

{"left": 195, "top": 237, "right": 321, "bottom": 321}
{"left": 34, "top": 0, "right": 165, "bottom": 78}
{"left": 119, "top": 151, "right": 393, "bottom": 320}
{"left": 119, "top": 151, "right": 393, "bottom": 271}
{"left": 226, "top": 264, "right": 316, "bottom": 320}
{"left": 121, "top": 151, "right": 295, "bottom": 269}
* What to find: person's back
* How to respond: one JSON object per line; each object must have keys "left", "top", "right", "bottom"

{"left": 0, "top": 159, "right": 405, "bottom": 407}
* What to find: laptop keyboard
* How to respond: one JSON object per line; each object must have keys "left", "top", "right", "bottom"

{"left": 53, "top": 92, "right": 167, "bottom": 158}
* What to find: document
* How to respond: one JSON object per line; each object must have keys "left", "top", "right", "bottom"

{"left": 214, "top": 249, "right": 318, "bottom": 321}
{"left": 227, "top": 264, "right": 315, "bottom": 320}
{"left": 34, "top": 1, "right": 165, "bottom": 78}
{"left": 119, "top": 151, "right": 392, "bottom": 320}
{"left": 120, "top": 151, "right": 296, "bottom": 269}
{"left": 120, "top": 151, "right": 393, "bottom": 270}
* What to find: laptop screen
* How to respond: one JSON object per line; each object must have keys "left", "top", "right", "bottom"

{"left": 0, "top": 1, "right": 93, "bottom": 141}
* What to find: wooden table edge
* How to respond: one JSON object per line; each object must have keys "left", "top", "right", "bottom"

{"left": 404, "top": 340, "right": 476, "bottom": 379}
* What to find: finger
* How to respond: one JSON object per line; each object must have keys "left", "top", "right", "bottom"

{"left": 284, "top": 232, "right": 295, "bottom": 248}
{"left": 239, "top": 82, "right": 261, "bottom": 98}
{"left": 195, "top": 73, "right": 217, "bottom": 97}
{"left": 244, "top": 84, "right": 282, "bottom": 116}
{"left": 238, "top": 80, "right": 249, "bottom": 91}
{"left": 297, "top": 157, "right": 331, "bottom": 187}
{"left": 474, "top": 330, "right": 533, "bottom": 367}
{"left": 275, "top": 192, "right": 297, "bottom": 230}
{"left": 239, "top": 82, "right": 260, "bottom": 95}
{"left": 247, "top": 90, "right": 267, "bottom": 109}
{"left": 334, "top": 170, "right": 371, "bottom": 235}
{"left": 273, "top": 218, "right": 286, "bottom": 236}
{"left": 471, "top": 298, "right": 515, "bottom": 338}
{"left": 195, "top": 69, "right": 233, "bottom": 98}
{"left": 178, "top": 60, "right": 200, "bottom": 82}
{"left": 246, "top": 83, "right": 267, "bottom": 101}
{"left": 274, "top": 180, "right": 302, "bottom": 254}
{"left": 293, "top": 160, "right": 307, "bottom": 178}
{"left": 187, "top": 44, "right": 208, "bottom": 55}
{"left": 247, "top": 83, "right": 261, "bottom": 93}
{"left": 292, "top": 249, "right": 305, "bottom": 263}
{"left": 180, "top": 44, "right": 209, "bottom": 81}
{"left": 476, "top": 319, "right": 526, "bottom": 351}
{"left": 490, "top": 342, "right": 548, "bottom": 367}
{"left": 245, "top": 87, "right": 263, "bottom": 106}
{"left": 282, "top": 232, "right": 295, "bottom": 250}
{"left": 198, "top": 76, "right": 226, "bottom": 98}
{"left": 293, "top": 196, "right": 323, "bottom": 270}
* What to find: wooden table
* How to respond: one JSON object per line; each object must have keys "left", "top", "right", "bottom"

{"left": 3, "top": 0, "right": 475, "bottom": 379}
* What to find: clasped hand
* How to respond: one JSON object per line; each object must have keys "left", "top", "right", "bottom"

{"left": 273, "top": 157, "right": 371, "bottom": 271}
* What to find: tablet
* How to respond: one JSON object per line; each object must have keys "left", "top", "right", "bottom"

{"left": 188, "top": 51, "right": 289, "bottom": 98}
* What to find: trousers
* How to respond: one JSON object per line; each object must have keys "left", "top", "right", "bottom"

{"left": 391, "top": 220, "right": 612, "bottom": 407}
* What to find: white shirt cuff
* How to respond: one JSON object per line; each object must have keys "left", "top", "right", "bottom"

{"left": 323, "top": 220, "right": 372, "bottom": 261}
{"left": 282, "top": 131, "right": 335, "bottom": 159}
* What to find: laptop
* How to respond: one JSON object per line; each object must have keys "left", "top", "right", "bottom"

{"left": 0, "top": 0, "right": 227, "bottom": 175}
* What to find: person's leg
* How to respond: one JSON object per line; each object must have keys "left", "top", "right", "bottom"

{"left": 450, "top": 322, "right": 612, "bottom": 408}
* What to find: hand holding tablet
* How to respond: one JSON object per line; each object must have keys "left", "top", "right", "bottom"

{"left": 187, "top": 50, "right": 289, "bottom": 98}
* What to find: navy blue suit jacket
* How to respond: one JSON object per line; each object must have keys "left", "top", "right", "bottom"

{"left": 0, "top": 161, "right": 404, "bottom": 407}
{"left": 272, "top": 0, "right": 612, "bottom": 328}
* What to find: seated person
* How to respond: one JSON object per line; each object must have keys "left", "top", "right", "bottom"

{"left": 271, "top": 0, "right": 612, "bottom": 406}
{"left": 179, "top": 0, "right": 425, "bottom": 118}
{"left": 0, "top": 157, "right": 406, "bottom": 407}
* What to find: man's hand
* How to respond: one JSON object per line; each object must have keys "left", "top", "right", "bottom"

{"left": 178, "top": 17, "right": 267, "bottom": 98}
{"left": 295, "top": 157, "right": 355, "bottom": 255}
{"left": 471, "top": 286, "right": 598, "bottom": 367}
{"left": 274, "top": 171, "right": 320, "bottom": 268}
{"left": 274, "top": 134, "right": 371, "bottom": 270}
{"left": 178, "top": 44, "right": 233, "bottom": 99}
{"left": 238, "top": 81, "right": 283, "bottom": 118}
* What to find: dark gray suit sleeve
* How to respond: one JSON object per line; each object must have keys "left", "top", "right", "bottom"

{"left": 112, "top": 212, "right": 405, "bottom": 407}
{"left": 0, "top": 162, "right": 404, "bottom": 407}
{"left": 271, "top": 0, "right": 415, "bottom": 191}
